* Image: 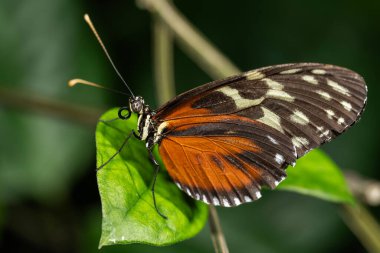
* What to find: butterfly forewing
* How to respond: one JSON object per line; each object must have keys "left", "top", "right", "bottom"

{"left": 153, "top": 63, "right": 367, "bottom": 207}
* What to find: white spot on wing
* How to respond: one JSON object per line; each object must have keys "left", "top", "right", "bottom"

{"left": 257, "top": 107, "right": 284, "bottom": 133}
{"left": 316, "top": 126, "right": 324, "bottom": 132}
{"left": 290, "top": 109, "right": 310, "bottom": 125}
{"left": 266, "top": 90, "right": 295, "bottom": 102}
{"left": 291, "top": 136, "right": 310, "bottom": 148}
{"left": 195, "top": 193, "right": 200, "bottom": 200}
{"left": 312, "top": 69, "right": 327, "bottom": 75}
{"left": 185, "top": 188, "right": 191, "bottom": 196}
{"left": 275, "top": 176, "right": 286, "bottom": 186}
{"left": 245, "top": 70, "right": 265, "bottom": 80}
{"left": 267, "top": 135, "right": 279, "bottom": 145}
{"left": 327, "top": 79, "right": 351, "bottom": 96}
{"left": 262, "top": 78, "right": 284, "bottom": 89}
{"left": 317, "top": 126, "right": 330, "bottom": 138}
{"left": 216, "top": 86, "right": 265, "bottom": 110}
{"left": 255, "top": 191, "right": 262, "bottom": 199}
{"left": 338, "top": 117, "right": 345, "bottom": 125}
{"left": 325, "top": 109, "right": 335, "bottom": 119}
{"left": 321, "top": 130, "right": 329, "bottom": 138}
{"left": 293, "top": 145, "right": 297, "bottom": 157}
{"left": 341, "top": 101, "right": 352, "bottom": 111}
{"left": 202, "top": 195, "right": 209, "bottom": 204}
{"left": 175, "top": 182, "right": 182, "bottom": 190}
{"left": 275, "top": 153, "right": 284, "bottom": 164}
{"left": 222, "top": 198, "right": 230, "bottom": 207}
{"left": 244, "top": 195, "right": 252, "bottom": 202}
{"left": 302, "top": 75, "right": 318, "bottom": 85}
{"left": 183, "top": 187, "right": 192, "bottom": 196}
{"left": 280, "top": 68, "right": 302, "bottom": 74}
{"left": 316, "top": 90, "right": 332, "bottom": 100}
{"left": 233, "top": 197, "right": 241, "bottom": 206}
{"left": 213, "top": 197, "right": 220, "bottom": 206}
{"left": 262, "top": 78, "right": 295, "bottom": 102}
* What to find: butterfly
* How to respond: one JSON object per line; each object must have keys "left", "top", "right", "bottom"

{"left": 78, "top": 14, "right": 367, "bottom": 217}
{"left": 114, "top": 63, "right": 367, "bottom": 211}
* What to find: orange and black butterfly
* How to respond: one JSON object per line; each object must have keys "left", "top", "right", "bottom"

{"left": 115, "top": 63, "right": 367, "bottom": 213}
{"left": 79, "top": 15, "right": 367, "bottom": 218}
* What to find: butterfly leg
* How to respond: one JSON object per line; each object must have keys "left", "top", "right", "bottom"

{"left": 96, "top": 130, "right": 134, "bottom": 171}
{"left": 148, "top": 148, "right": 168, "bottom": 219}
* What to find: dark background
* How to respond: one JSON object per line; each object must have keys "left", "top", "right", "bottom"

{"left": 0, "top": 0, "right": 379, "bottom": 252}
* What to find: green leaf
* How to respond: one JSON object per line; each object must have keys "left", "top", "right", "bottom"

{"left": 277, "top": 149, "right": 354, "bottom": 204}
{"left": 96, "top": 108, "right": 209, "bottom": 248}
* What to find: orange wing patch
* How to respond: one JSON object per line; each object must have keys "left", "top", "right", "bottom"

{"left": 160, "top": 135, "right": 280, "bottom": 207}
{"left": 156, "top": 113, "right": 295, "bottom": 207}
{"left": 155, "top": 95, "right": 211, "bottom": 120}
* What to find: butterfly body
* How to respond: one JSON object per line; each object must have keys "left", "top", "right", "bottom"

{"left": 123, "top": 63, "right": 367, "bottom": 208}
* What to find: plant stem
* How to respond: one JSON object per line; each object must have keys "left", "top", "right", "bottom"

{"left": 209, "top": 206, "right": 229, "bottom": 253}
{"left": 341, "top": 204, "right": 380, "bottom": 253}
{"left": 153, "top": 13, "right": 176, "bottom": 105}
{"left": 345, "top": 171, "right": 380, "bottom": 206}
{"left": 0, "top": 86, "right": 102, "bottom": 126}
{"left": 138, "top": 0, "right": 240, "bottom": 79}
{"left": 151, "top": 5, "right": 229, "bottom": 253}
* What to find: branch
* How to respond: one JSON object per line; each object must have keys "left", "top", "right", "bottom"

{"left": 209, "top": 206, "right": 229, "bottom": 253}
{"left": 138, "top": 0, "right": 240, "bottom": 79}
{"left": 341, "top": 204, "right": 380, "bottom": 253}
{"left": 345, "top": 171, "right": 380, "bottom": 206}
{"left": 0, "top": 86, "right": 103, "bottom": 126}
{"left": 152, "top": 13, "right": 176, "bottom": 105}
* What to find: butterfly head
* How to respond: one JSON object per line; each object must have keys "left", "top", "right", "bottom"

{"left": 129, "top": 96, "right": 146, "bottom": 114}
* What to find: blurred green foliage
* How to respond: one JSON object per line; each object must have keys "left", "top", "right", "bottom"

{"left": 0, "top": 0, "right": 379, "bottom": 252}
{"left": 0, "top": 0, "right": 107, "bottom": 204}
{"left": 279, "top": 149, "right": 354, "bottom": 204}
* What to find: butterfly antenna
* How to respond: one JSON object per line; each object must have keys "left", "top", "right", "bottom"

{"left": 84, "top": 14, "right": 135, "bottom": 98}
{"left": 68, "top": 78, "right": 130, "bottom": 96}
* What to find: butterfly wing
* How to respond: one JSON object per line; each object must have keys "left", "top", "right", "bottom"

{"left": 153, "top": 63, "right": 367, "bottom": 206}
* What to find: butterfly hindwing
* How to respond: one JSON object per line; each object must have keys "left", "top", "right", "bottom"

{"left": 153, "top": 63, "right": 367, "bottom": 206}
{"left": 158, "top": 115, "right": 295, "bottom": 206}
